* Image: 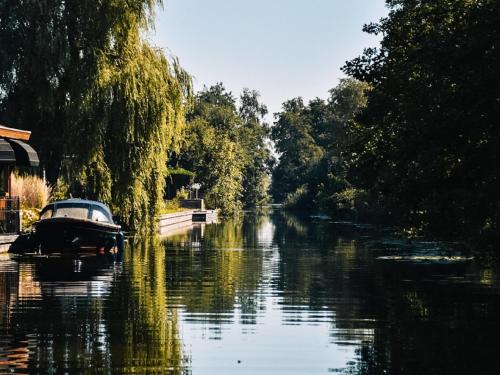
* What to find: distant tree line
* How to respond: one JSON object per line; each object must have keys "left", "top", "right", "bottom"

{"left": 272, "top": 0, "right": 500, "bottom": 247}
{"left": 271, "top": 79, "right": 372, "bottom": 219}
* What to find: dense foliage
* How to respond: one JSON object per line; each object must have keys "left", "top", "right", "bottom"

{"left": 271, "top": 79, "right": 371, "bottom": 219}
{"left": 239, "top": 88, "right": 273, "bottom": 209}
{"left": 0, "top": 1, "right": 191, "bottom": 228}
{"left": 270, "top": 0, "right": 500, "bottom": 246}
{"left": 174, "top": 84, "right": 272, "bottom": 215}
{"left": 2, "top": 0, "right": 496, "bottom": 245}
{"left": 342, "top": 0, "right": 500, "bottom": 242}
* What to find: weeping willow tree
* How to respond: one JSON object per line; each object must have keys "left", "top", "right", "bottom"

{"left": 71, "top": 33, "right": 191, "bottom": 229}
{"left": 0, "top": 1, "right": 191, "bottom": 229}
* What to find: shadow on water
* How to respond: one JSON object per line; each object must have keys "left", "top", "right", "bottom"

{"left": 0, "top": 210, "right": 499, "bottom": 374}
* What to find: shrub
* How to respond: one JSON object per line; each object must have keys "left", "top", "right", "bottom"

{"left": 176, "top": 187, "right": 190, "bottom": 200}
{"left": 283, "top": 185, "right": 310, "bottom": 210}
{"left": 11, "top": 174, "right": 52, "bottom": 209}
{"left": 332, "top": 187, "right": 368, "bottom": 215}
{"left": 160, "top": 199, "right": 182, "bottom": 214}
{"left": 159, "top": 189, "right": 191, "bottom": 215}
{"left": 10, "top": 174, "right": 52, "bottom": 231}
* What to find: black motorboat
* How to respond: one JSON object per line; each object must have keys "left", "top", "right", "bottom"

{"left": 34, "top": 199, "right": 123, "bottom": 252}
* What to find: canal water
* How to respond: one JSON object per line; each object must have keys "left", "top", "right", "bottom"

{"left": 0, "top": 210, "right": 499, "bottom": 374}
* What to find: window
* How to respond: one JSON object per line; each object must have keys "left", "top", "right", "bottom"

{"left": 53, "top": 206, "right": 89, "bottom": 219}
{"left": 91, "top": 207, "right": 110, "bottom": 223}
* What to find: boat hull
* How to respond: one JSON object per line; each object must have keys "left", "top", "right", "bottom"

{"left": 34, "top": 217, "right": 121, "bottom": 252}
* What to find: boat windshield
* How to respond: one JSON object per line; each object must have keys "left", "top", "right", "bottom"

{"left": 91, "top": 207, "right": 111, "bottom": 223}
{"left": 53, "top": 204, "right": 89, "bottom": 220}
{"left": 40, "top": 208, "right": 53, "bottom": 220}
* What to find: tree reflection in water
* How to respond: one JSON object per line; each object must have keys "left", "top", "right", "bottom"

{"left": 0, "top": 211, "right": 499, "bottom": 374}
{"left": 107, "top": 236, "right": 189, "bottom": 374}
{"left": 0, "top": 241, "right": 189, "bottom": 374}
{"left": 163, "top": 211, "right": 500, "bottom": 374}
{"left": 163, "top": 219, "right": 266, "bottom": 330}
{"left": 272, "top": 210, "right": 500, "bottom": 375}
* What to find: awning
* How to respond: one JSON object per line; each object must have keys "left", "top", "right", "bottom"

{"left": 0, "top": 139, "right": 16, "bottom": 164}
{"left": 0, "top": 138, "right": 40, "bottom": 167}
{"left": 7, "top": 139, "right": 40, "bottom": 167}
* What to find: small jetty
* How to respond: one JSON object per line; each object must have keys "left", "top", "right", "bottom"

{"left": 158, "top": 209, "right": 217, "bottom": 236}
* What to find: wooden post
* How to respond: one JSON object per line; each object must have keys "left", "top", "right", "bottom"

{"left": 7, "top": 166, "right": 12, "bottom": 197}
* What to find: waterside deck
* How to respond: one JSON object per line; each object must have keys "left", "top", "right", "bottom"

{"left": 158, "top": 210, "right": 218, "bottom": 236}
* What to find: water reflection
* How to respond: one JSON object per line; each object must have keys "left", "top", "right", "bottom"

{"left": 0, "top": 253, "right": 117, "bottom": 373}
{"left": 0, "top": 244, "right": 188, "bottom": 374}
{"left": 108, "top": 236, "right": 189, "bottom": 374}
{"left": 0, "top": 210, "right": 499, "bottom": 373}
{"left": 163, "top": 211, "right": 500, "bottom": 374}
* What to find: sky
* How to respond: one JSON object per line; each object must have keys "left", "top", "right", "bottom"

{"left": 151, "top": 0, "right": 388, "bottom": 119}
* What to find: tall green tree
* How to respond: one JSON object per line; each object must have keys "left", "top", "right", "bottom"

{"left": 343, "top": 0, "right": 500, "bottom": 239}
{"left": 176, "top": 84, "right": 272, "bottom": 215}
{"left": 0, "top": 1, "right": 191, "bottom": 228}
{"left": 271, "top": 79, "right": 370, "bottom": 216}
{"left": 239, "top": 89, "right": 273, "bottom": 208}
{"left": 271, "top": 97, "right": 324, "bottom": 205}
{"left": 179, "top": 84, "right": 244, "bottom": 215}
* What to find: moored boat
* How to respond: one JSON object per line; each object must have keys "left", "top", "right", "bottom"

{"left": 34, "top": 199, "right": 123, "bottom": 252}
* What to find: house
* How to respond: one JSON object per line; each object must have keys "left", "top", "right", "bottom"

{"left": 0, "top": 124, "right": 40, "bottom": 235}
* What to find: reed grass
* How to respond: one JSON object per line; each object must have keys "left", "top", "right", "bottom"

{"left": 11, "top": 174, "right": 52, "bottom": 209}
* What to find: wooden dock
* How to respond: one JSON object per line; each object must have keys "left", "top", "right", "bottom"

{"left": 158, "top": 210, "right": 218, "bottom": 236}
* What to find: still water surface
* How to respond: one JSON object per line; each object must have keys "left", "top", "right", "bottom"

{"left": 0, "top": 210, "right": 499, "bottom": 374}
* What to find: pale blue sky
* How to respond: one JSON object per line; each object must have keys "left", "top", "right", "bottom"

{"left": 151, "top": 0, "right": 388, "bottom": 117}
